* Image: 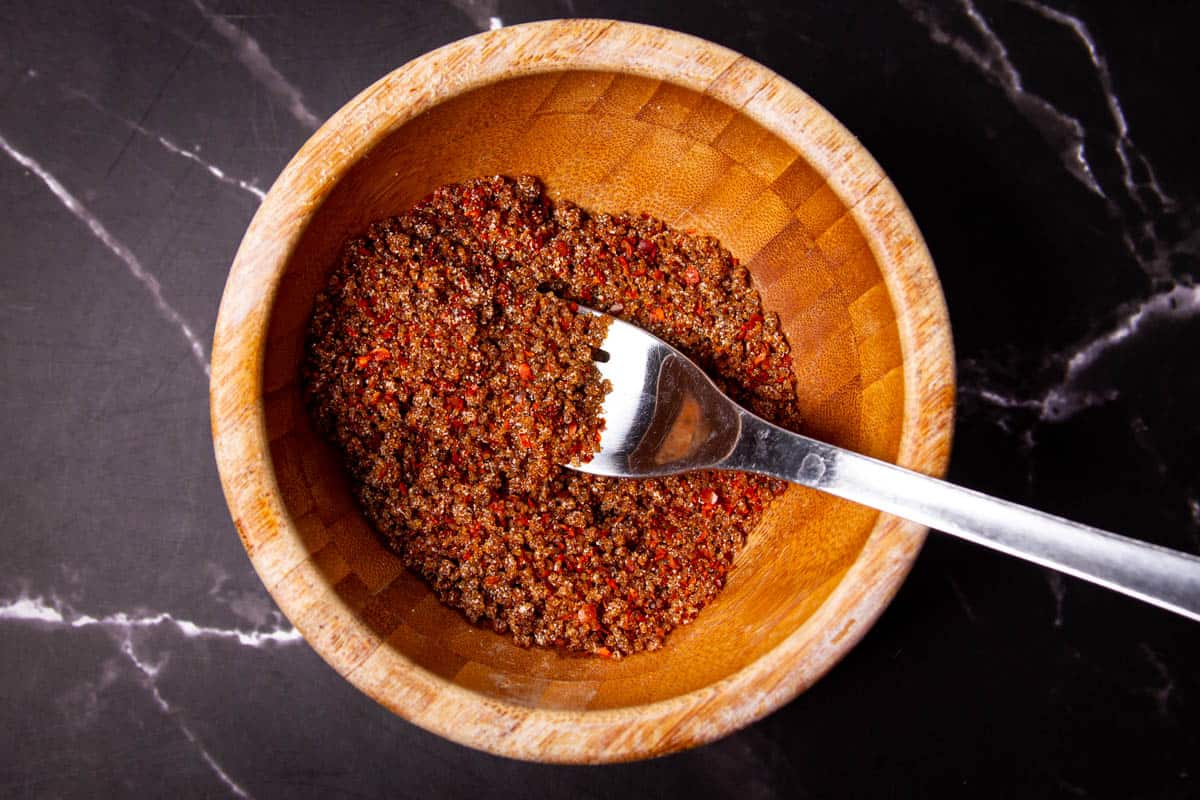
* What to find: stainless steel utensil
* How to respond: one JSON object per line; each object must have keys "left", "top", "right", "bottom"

{"left": 567, "top": 312, "right": 1200, "bottom": 622}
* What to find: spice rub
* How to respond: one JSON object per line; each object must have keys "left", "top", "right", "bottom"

{"left": 305, "top": 176, "right": 802, "bottom": 658}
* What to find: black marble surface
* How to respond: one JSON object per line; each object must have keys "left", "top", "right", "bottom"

{"left": 2, "top": 1, "right": 1197, "bottom": 797}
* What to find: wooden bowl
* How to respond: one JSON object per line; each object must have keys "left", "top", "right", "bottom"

{"left": 211, "top": 20, "right": 954, "bottom": 763}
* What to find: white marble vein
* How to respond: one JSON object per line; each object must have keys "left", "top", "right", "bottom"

{"left": 1042, "top": 284, "right": 1200, "bottom": 420}
{"left": 63, "top": 87, "right": 265, "bottom": 201}
{"left": 1187, "top": 497, "right": 1200, "bottom": 552}
{"left": 963, "top": 282, "right": 1200, "bottom": 424}
{"left": 0, "top": 593, "right": 290, "bottom": 797}
{"left": 958, "top": 387, "right": 1044, "bottom": 412}
{"left": 905, "top": 0, "right": 1197, "bottom": 286}
{"left": 1138, "top": 643, "right": 1175, "bottom": 718}
{"left": 958, "top": 374, "right": 1113, "bottom": 425}
{"left": 0, "top": 594, "right": 301, "bottom": 646}
{"left": 0, "top": 131, "right": 211, "bottom": 376}
{"left": 148, "top": 138, "right": 266, "bottom": 200}
{"left": 205, "top": 562, "right": 284, "bottom": 629}
{"left": 1011, "top": 0, "right": 1183, "bottom": 283}
{"left": 1046, "top": 570, "right": 1066, "bottom": 627}
{"left": 1014, "top": 0, "right": 1175, "bottom": 215}
{"left": 119, "top": 637, "right": 252, "bottom": 798}
{"left": 192, "top": 0, "right": 320, "bottom": 130}
{"left": 961, "top": 284, "right": 1200, "bottom": 590}
{"left": 1055, "top": 776, "right": 1089, "bottom": 797}
{"left": 946, "top": 576, "right": 977, "bottom": 623}
{"left": 445, "top": 0, "right": 502, "bottom": 32}
{"left": 901, "top": 0, "right": 1104, "bottom": 195}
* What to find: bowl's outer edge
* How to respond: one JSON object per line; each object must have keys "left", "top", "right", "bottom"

{"left": 210, "top": 18, "right": 955, "bottom": 763}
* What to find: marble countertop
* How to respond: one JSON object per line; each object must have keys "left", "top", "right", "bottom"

{"left": 1, "top": 1, "right": 1197, "bottom": 797}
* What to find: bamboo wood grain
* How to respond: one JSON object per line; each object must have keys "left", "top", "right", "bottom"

{"left": 211, "top": 20, "right": 955, "bottom": 763}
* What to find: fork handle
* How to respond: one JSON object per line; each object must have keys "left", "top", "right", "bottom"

{"left": 726, "top": 413, "right": 1200, "bottom": 622}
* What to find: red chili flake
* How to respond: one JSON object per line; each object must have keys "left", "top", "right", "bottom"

{"left": 554, "top": 240, "right": 569, "bottom": 257}
{"left": 702, "top": 488, "right": 719, "bottom": 506}
{"left": 650, "top": 306, "right": 666, "bottom": 323}
{"left": 684, "top": 265, "right": 701, "bottom": 285}
{"left": 637, "top": 238, "right": 657, "bottom": 258}
{"left": 651, "top": 269, "right": 665, "bottom": 281}
{"left": 605, "top": 577, "right": 619, "bottom": 592}
{"left": 595, "top": 646, "right": 613, "bottom": 659}
{"left": 578, "top": 603, "right": 599, "bottom": 627}
{"left": 734, "top": 313, "right": 764, "bottom": 341}
{"left": 518, "top": 434, "right": 533, "bottom": 449}
{"left": 484, "top": 575, "right": 502, "bottom": 586}
{"left": 518, "top": 363, "right": 534, "bottom": 381}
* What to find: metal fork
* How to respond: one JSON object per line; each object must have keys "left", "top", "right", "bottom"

{"left": 566, "top": 312, "right": 1200, "bottom": 622}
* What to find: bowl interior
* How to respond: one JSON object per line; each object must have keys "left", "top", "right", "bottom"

{"left": 261, "top": 70, "right": 905, "bottom": 711}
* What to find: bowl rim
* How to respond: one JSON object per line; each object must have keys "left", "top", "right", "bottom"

{"left": 210, "top": 18, "right": 955, "bottom": 763}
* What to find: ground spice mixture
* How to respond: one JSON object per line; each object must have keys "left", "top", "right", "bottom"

{"left": 305, "top": 176, "right": 802, "bottom": 658}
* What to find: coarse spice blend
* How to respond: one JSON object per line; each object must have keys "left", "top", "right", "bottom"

{"left": 305, "top": 176, "right": 803, "bottom": 658}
